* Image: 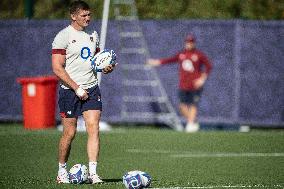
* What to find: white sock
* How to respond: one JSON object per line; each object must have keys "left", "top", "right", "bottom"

{"left": 58, "top": 162, "right": 67, "bottom": 172}
{"left": 89, "top": 161, "right": 97, "bottom": 175}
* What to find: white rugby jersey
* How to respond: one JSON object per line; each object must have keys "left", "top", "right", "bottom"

{"left": 52, "top": 25, "right": 99, "bottom": 89}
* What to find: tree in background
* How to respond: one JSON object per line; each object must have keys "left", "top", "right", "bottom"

{"left": 0, "top": 0, "right": 283, "bottom": 20}
{"left": 136, "top": 0, "right": 284, "bottom": 20}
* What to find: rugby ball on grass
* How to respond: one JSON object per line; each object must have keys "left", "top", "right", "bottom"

{"left": 122, "top": 170, "right": 152, "bottom": 189}
{"left": 69, "top": 164, "right": 89, "bottom": 184}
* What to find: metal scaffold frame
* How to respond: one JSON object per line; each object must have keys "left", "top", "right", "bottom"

{"left": 113, "top": 0, "right": 183, "bottom": 131}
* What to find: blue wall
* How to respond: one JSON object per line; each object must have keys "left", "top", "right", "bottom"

{"left": 0, "top": 19, "right": 283, "bottom": 126}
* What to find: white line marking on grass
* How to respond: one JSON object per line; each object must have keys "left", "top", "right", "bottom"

{"left": 151, "top": 184, "right": 284, "bottom": 189}
{"left": 126, "top": 149, "right": 284, "bottom": 158}
{"left": 171, "top": 152, "right": 284, "bottom": 158}
{"left": 127, "top": 149, "right": 185, "bottom": 154}
{"left": 127, "top": 149, "right": 172, "bottom": 154}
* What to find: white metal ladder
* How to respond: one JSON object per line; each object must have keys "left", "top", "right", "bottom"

{"left": 113, "top": 0, "right": 183, "bottom": 131}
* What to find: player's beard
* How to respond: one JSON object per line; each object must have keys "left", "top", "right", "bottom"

{"left": 75, "top": 20, "right": 90, "bottom": 30}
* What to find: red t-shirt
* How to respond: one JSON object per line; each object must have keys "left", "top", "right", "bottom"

{"left": 160, "top": 49, "right": 212, "bottom": 91}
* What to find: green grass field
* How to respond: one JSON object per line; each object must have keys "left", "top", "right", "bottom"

{"left": 0, "top": 124, "right": 284, "bottom": 189}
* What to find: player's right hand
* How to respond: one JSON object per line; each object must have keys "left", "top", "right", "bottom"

{"left": 146, "top": 59, "right": 161, "bottom": 66}
{"left": 103, "top": 63, "right": 118, "bottom": 74}
{"left": 75, "top": 87, "right": 89, "bottom": 100}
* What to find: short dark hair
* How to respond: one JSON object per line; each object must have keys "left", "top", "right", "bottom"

{"left": 69, "top": 0, "right": 90, "bottom": 15}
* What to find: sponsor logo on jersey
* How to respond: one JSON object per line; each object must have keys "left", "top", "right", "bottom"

{"left": 72, "top": 40, "right": 76, "bottom": 43}
{"left": 191, "top": 54, "right": 198, "bottom": 62}
{"left": 179, "top": 54, "right": 186, "bottom": 60}
{"left": 67, "top": 111, "right": 72, "bottom": 115}
{"left": 182, "top": 59, "right": 194, "bottom": 72}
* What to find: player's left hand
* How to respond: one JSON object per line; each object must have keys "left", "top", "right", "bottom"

{"left": 103, "top": 63, "right": 118, "bottom": 74}
{"left": 193, "top": 77, "right": 206, "bottom": 89}
{"left": 193, "top": 73, "right": 207, "bottom": 89}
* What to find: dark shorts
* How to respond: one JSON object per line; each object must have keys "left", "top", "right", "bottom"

{"left": 178, "top": 89, "right": 203, "bottom": 105}
{"left": 58, "top": 85, "right": 102, "bottom": 118}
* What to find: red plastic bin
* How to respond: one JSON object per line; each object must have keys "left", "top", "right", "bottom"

{"left": 17, "top": 76, "right": 58, "bottom": 129}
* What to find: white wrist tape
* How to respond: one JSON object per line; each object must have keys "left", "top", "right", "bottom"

{"left": 76, "top": 87, "right": 85, "bottom": 97}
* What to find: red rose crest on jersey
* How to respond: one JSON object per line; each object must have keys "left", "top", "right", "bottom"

{"left": 179, "top": 54, "right": 186, "bottom": 60}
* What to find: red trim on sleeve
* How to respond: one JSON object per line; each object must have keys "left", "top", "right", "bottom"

{"left": 52, "top": 49, "right": 66, "bottom": 55}
{"left": 60, "top": 112, "right": 67, "bottom": 118}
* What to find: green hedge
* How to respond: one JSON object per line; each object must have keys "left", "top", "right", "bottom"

{"left": 0, "top": 0, "right": 283, "bottom": 20}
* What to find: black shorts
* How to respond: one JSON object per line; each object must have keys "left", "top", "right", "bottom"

{"left": 178, "top": 89, "right": 202, "bottom": 105}
{"left": 58, "top": 85, "right": 102, "bottom": 118}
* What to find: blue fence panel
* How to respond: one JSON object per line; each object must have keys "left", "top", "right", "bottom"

{"left": 0, "top": 19, "right": 283, "bottom": 126}
{"left": 238, "top": 21, "right": 284, "bottom": 125}
{"left": 143, "top": 20, "right": 238, "bottom": 123}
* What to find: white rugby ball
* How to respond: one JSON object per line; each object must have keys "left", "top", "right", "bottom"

{"left": 122, "top": 171, "right": 143, "bottom": 189}
{"left": 140, "top": 171, "right": 151, "bottom": 188}
{"left": 122, "top": 170, "right": 152, "bottom": 189}
{"left": 91, "top": 49, "right": 116, "bottom": 72}
{"left": 69, "top": 164, "right": 89, "bottom": 184}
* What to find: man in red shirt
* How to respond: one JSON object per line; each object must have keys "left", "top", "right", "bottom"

{"left": 147, "top": 34, "right": 212, "bottom": 132}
